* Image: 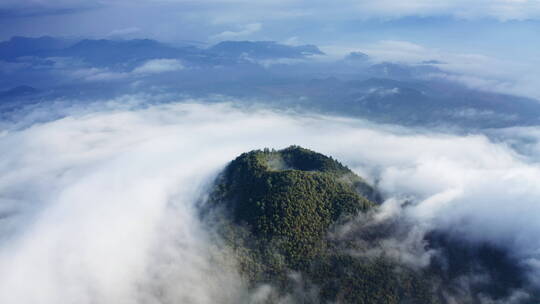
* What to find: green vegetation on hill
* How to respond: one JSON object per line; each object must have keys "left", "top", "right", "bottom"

{"left": 204, "top": 146, "right": 436, "bottom": 303}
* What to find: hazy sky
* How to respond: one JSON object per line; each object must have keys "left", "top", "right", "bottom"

{"left": 2, "top": 0, "right": 539, "bottom": 99}
{"left": 1, "top": 1, "right": 539, "bottom": 56}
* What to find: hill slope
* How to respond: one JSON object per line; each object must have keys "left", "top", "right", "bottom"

{"left": 204, "top": 146, "right": 435, "bottom": 303}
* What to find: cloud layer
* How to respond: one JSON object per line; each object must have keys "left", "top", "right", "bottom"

{"left": 320, "top": 39, "right": 540, "bottom": 100}
{"left": 1, "top": 99, "right": 540, "bottom": 302}
{"left": 2, "top": 0, "right": 540, "bottom": 21}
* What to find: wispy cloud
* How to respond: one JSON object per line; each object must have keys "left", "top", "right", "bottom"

{"left": 62, "top": 58, "right": 185, "bottom": 82}
{"left": 3, "top": 0, "right": 539, "bottom": 21}
{"left": 351, "top": 0, "right": 540, "bottom": 21}
{"left": 132, "top": 59, "right": 184, "bottom": 74}
{"left": 0, "top": 0, "right": 101, "bottom": 18}
{"left": 321, "top": 39, "right": 540, "bottom": 99}
{"left": 210, "top": 23, "right": 262, "bottom": 41}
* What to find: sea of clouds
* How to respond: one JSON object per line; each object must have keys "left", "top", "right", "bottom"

{"left": 0, "top": 98, "right": 539, "bottom": 303}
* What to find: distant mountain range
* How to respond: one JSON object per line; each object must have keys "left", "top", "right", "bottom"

{"left": 0, "top": 36, "right": 325, "bottom": 67}
{"left": 2, "top": 36, "right": 540, "bottom": 129}
{"left": 208, "top": 40, "right": 323, "bottom": 59}
{"left": 0, "top": 36, "right": 74, "bottom": 60}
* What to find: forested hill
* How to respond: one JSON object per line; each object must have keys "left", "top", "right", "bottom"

{"left": 201, "top": 146, "right": 536, "bottom": 303}
{"left": 203, "top": 146, "right": 436, "bottom": 303}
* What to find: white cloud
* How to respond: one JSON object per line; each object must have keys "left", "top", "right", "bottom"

{"left": 5, "top": 0, "right": 538, "bottom": 21}
{"left": 351, "top": 0, "right": 540, "bottom": 21}
{"left": 148, "top": 0, "right": 540, "bottom": 22}
{"left": 210, "top": 23, "right": 262, "bottom": 41}
{"left": 1, "top": 99, "right": 540, "bottom": 302}
{"left": 282, "top": 36, "right": 302, "bottom": 46}
{"left": 132, "top": 59, "right": 184, "bottom": 74}
{"left": 70, "top": 67, "right": 130, "bottom": 82}
{"left": 63, "top": 59, "right": 185, "bottom": 82}
{"left": 320, "top": 39, "right": 540, "bottom": 100}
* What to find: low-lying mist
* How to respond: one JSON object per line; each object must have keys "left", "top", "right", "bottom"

{"left": 1, "top": 98, "right": 539, "bottom": 303}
